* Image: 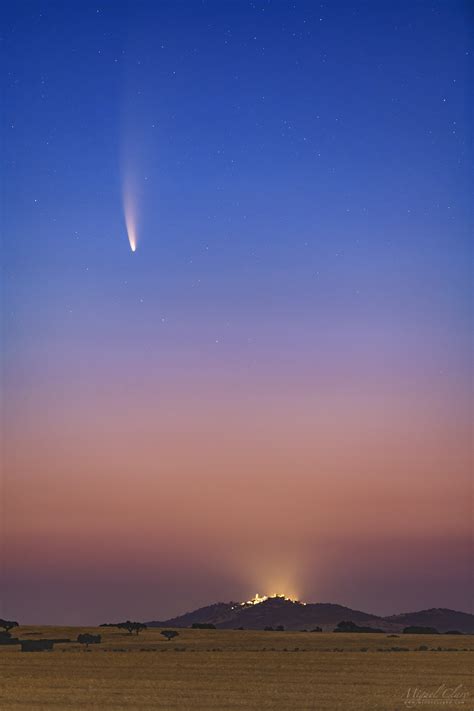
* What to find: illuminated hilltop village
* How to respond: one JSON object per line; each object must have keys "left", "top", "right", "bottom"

{"left": 240, "top": 593, "right": 306, "bottom": 607}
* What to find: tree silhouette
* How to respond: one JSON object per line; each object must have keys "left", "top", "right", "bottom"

{"left": 161, "top": 630, "right": 179, "bottom": 642}
{"left": 117, "top": 621, "right": 147, "bottom": 635}
{"left": 0, "top": 619, "right": 18, "bottom": 633}
{"left": 77, "top": 633, "right": 101, "bottom": 648}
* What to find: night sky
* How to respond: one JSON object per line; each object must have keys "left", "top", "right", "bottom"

{"left": 2, "top": 1, "right": 472, "bottom": 624}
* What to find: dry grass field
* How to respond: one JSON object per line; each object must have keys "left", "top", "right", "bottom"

{"left": 1, "top": 626, "right": 473, "bottom": 710}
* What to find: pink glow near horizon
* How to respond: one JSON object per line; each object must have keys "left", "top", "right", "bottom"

{"left": 3, "top": 362, "right": 472, "bottom": 623}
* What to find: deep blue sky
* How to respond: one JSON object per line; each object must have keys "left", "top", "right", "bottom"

{"left": 4, "top": 1, "right": 471, "bottom": 387}
{"left": 2, "top": 2, "right": 472, "bottom": 623}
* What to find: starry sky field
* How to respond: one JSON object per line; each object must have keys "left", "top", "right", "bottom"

{"left": 2, "top": 1, "right": 472, "bottom": 624}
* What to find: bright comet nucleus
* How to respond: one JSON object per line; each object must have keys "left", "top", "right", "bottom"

{"left": 123, "top": 187, "right": 138, "bottom": 252}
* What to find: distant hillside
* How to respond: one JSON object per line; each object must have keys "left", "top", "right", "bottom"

{"left": 146, "top": 597, "right": 474, "bottom": 633}
{"left": 384, "top": 608, "right": 474, "bottom": 634}
{"left": 148, "top": 602, "right": 238, "bottom": 629}
{"left": 224, "top": 598, "right": 384, "bottom": 631}
{"left": 147, "top": 597, "right": 384, "bottom": 632}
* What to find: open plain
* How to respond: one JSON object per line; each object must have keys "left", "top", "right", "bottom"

{"left": 0, "top": 626, "right": 472, "bottom": 710}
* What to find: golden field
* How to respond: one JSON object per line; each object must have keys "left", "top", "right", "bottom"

{"left": 0, "top": 626, "right": 472, "bottom": 710}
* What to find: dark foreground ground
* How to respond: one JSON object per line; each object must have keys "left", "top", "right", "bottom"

{"left": 0, "top": 626, "right": 472, "bottom": 710}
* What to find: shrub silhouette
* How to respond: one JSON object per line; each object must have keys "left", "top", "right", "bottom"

{"left": 334, "top": 621, "right": 384, "bottom": 633}
{"left": 161, "top": 630, "right": 179, "bottom": 641}
{"left": 0, "top": 619, "right": 18, "bottom": 633}
{"left": 264, "top": 625, "right": 285, "bottom": 631}
{"left": 77, "top": 634, "right": 101, "bottom": 648}
{"left": 191, "top": 623, "right": 216, "bottom": 629}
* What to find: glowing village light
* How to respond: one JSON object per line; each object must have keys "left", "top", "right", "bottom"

{"left": 241, "top": 593, "right": 306, "bottom": 606}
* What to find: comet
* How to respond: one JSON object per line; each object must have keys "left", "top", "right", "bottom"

{"left": 123, "top": 181, "right": 138, "bottom": 252}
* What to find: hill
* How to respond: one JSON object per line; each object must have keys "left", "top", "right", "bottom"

{"left": 146, "top": 596, "right": 474, "bottom": 633}
{"left": 147, "top": 596, "right": 384, "bottom": 632}
{"left": 148, "top": 602, "right": 239, "bottom": 629}
{"left": 384, "top": 608, "right": 474, "bottom": 634}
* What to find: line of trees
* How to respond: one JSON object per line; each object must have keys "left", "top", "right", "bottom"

{"left": 264, "top": 625, "right": 285, "bottom": 631}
